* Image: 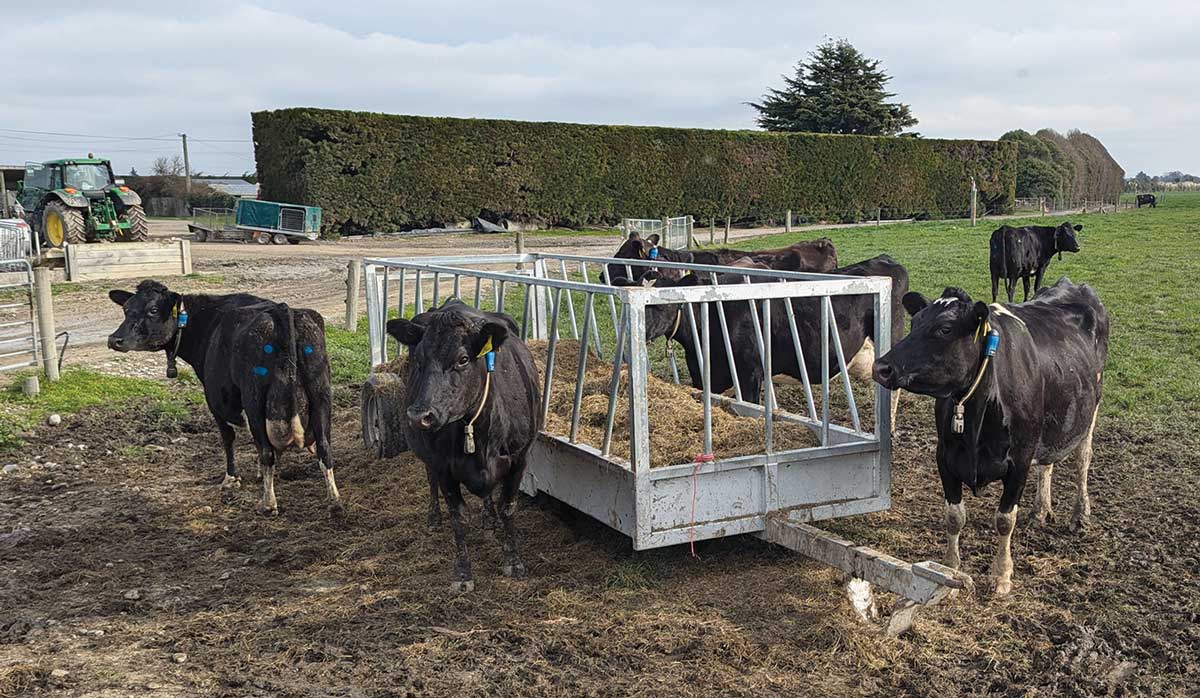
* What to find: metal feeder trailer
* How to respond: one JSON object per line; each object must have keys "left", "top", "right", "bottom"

{"left": 362, "top": 253, "right": 968, "bottom": 630}
{"left": 189, "top": 199, "right": 321, "bottom": 245}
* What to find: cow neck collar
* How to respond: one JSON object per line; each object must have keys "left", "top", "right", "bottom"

{"left": 165, "top": 298, "right": 187, "bottom": 379}
{"left": 952, "top": 318, "right": 993, "bottom": 434}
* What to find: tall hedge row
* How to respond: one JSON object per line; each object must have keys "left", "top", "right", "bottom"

{"left": 1000, "top": 128, "right": 1125, "bottom": 203}
{"left": 252, "top": 108, "right": 1016, "bottom": 235}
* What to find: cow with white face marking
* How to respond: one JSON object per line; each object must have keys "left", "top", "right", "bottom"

{"left": 107, "top": 280, "right": 340, "bottom": 516}
{"left": 871, "top": 278, "right": 1108, "bottom": 595}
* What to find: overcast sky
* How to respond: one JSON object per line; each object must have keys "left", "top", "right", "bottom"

{"left": 2, "top": 1, "right": 1195, "bottom": 176}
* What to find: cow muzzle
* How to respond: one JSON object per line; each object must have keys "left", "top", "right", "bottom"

{"left": 406, "top": 406, "right": 439, "bottom": 431}
{"left": 108, "top": 335, "right": 129, "bottom": 352}
{"left": 871, "top": 360, "right": 900, "bottom": 389}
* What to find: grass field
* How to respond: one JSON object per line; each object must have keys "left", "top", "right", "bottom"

{"left": 738, "top": 192, "right": 1200, "bottom": 433}
{"left": 1, "top": 197, "right": 1198, "bottom": 696}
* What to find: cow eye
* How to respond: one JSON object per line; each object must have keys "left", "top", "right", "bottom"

{"left": 456, "top": 355, "right": 470, "bottom": 368}
{"left": 147, "top": 309, "right": 158, "bottom": 318}
{"left": 937, "top": 325, "right": 953, "bottom": 336}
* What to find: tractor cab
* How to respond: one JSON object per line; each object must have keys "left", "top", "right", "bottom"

{"left": 20, "top": 156, "right": 148, "bottom": 248}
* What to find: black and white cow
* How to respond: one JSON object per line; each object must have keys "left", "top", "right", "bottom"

{"left": 1136, "top": 193, "right": 1156, "bottom": 208}
{"left": 619, "top": 255, "right": 908, "bottom": 430}
{"left": 989, "top": 221, "right": 1082, "bottom": 303}
{"left": 608, "top": 233, "right": 838, "bottom": 283}
{"left": 107, "top": 280, "right": 340, "bottom": 515}
{"left": 871, "top": 278, "right": 1108, "bottom": 595}
{"left": 386, "top": 300, "right": 541, "bottom": 592}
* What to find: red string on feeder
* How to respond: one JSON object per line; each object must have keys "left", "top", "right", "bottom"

{"left": 689, "top": 453, "right": 715, "bottom": 559}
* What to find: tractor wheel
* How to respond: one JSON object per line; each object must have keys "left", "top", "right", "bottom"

{"left": 361, "top": 372, "right": 408, "bottom": 459}
{"left": 271, "top": 233, "right": 289, "bottom": 245}
{"left": 117, "top": 205, "right": 149, "bottom": 242}
{"left": 42, "top": 201, "right": 86, "bottom": 247}
{"left": 255, "top": 231, "right": 272, "bottom": 245}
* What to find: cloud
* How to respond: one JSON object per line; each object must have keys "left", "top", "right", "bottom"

{"left": 0, "top": 1, "right": 1194, "bottom": 174}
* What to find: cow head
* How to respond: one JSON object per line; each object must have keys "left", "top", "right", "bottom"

{"left": 1054, "top": 222, "right": 1082, "bottom": 260}
{"left": 613, "top": 231, "right": 661, "bottom": 261}
{"left": 107, "top": 280, "right": 182, "bottom": 353}
{"left": 872, "top": 288, "right": 990, "bottom": 399}
{"left": 386, "top": 302, "right": 512, "bottom": 432}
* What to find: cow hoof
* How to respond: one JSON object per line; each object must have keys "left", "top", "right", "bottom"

{"left": 501, "top": 561, "right": 527, "bottom": 579}
{"left": 449, "top": 580, "right": 475, "bottom": 594}
{"left": 258, "top": 503, "right": 279, "bottom": 517}
{"left": 328, "top": 501, "right": 346, "bottom": 519}
{"left": 1031, "top": 509, "right": 1054, "bottom": 526}
{"left": 993, "top": 579, "right": 1012, "bottom": 596}
{"left": 427, "top": 519, "right": 442, "bottom": 532}
{"left": 1070, "top": 515, "right": 1090, "bottom": 532}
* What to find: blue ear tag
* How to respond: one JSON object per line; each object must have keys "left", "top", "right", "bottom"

{"left": 253, "top": 366, "right": 269, "bottom": 377}
{"left": 263, "top": 343, "right": 274, "bottom": 354}
{"left": 177, "top": 310, "right": 188, "bottom": 328}
{"left": 649, "top": 247, "right": 659, "bottom": 260}
{"left": 303, "top": 345, "right": 313, "bottom": 355}
{"left": 485, "top": 351, "right": 496, "bottom": 373}
{"left": 984, "top": 330, "right": 1000, "bottom": 357}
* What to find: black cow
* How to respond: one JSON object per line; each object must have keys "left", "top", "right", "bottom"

{"left": 1136, "top": 193, "right": 1156, "bottom": 208}
{"left": 620, "top": 255, "right": 908, "bottom": 430}
{"left": 608, "top": 233, "right": 838, "bottom": 283}
{"left": 989, "top": 221, "right": 1082, "bottom": 303}
{"left": 107, "top": 280, "right": 340, "bottom": 515}
{"left": 871, "top": 279, "right": 1108, "bottom": 595}
{"left": 386, "top": 300, "right": 541, "bottom": 592}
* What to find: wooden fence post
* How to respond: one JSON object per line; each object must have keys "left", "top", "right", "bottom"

{"left": 34, "top": 267, "right": 59, "bottom": 382}
{"left": 345, "top": 260, "right": 361, "bottom": 332}
{"left": 970, "top": 177, "right": 978, "bottom": 227}
{"left": 785, "top": 209, "right": 792, "bottom": 233}
{"left": 724, "top": 216, "right": 731, "bottom": 244}
{"left": 709, "top": 216, "right": 715, "bottom": 244}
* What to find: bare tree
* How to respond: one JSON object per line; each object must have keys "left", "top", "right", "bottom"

{"left": 151, "top": 155, "right": 185, "bottom": 177}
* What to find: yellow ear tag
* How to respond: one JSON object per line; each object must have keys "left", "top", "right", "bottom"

{"left": 477, "top": 335, "right": 493, "bottom": 358}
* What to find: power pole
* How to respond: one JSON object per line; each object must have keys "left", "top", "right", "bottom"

{"left": 180, "top": 133, "right": 192, "bottom": 197}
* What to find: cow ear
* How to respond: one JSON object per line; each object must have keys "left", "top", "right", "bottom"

{"left": 109, "top": 289, "right": 133, "bottom": 306}
{"left": 471, "top": 320, "right": 509, "bottom": 356}
{"left": 647, "top": 234, "right": 660, "bottom": 245}
{"left": 902, "top": 292, "right": 928, "bottom": 316}
{"left": 386, "top": 318, "right": 425, "bottom": 347}
{"left": 641, "top": 270, "right": 661, "bottom": 286}
{"left": 1073, "top": 224, "right": 1083, "bottom": 232}
{"left": 972, "top": 301, "right": 989, "bottom": 323}
{"left": 627, "top": 231, "right": 641, "bottom": 241}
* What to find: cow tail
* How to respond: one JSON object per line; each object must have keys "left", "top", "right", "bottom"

{"left": 1001, "top": 230, "right": 1011, "bottom": 296}
{"left": 265, "top": 303, "right": 304, "bottom": 452}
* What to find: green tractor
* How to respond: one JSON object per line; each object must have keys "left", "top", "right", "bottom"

{"left": 19, "top": 156, "right": 149, "bottom": 247}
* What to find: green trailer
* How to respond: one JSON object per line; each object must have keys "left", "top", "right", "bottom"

{"left": 189, "top": 199, "right": 321, "bottom": 245}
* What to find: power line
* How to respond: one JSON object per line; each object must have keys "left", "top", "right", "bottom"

{"left": 0, "top": 127, "right": 178, "bottom": 142}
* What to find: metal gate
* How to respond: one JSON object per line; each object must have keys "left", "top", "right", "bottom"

{"left": 0, "top": 259, "right": 40, "bottom": 374}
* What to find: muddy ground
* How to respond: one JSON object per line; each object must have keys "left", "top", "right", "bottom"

{"left": 1, "top": 382, "right": 1197, "bottom": 697}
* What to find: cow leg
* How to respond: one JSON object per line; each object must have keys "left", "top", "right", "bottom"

{"left": 1030, "top": 461, "right": 1055, "bottom": 525}
{"left": 306, "top": 401, "right": 342, "bottom": 516}
{"left": 944, "top": 498, "right": 966, "bottom": 569}
{"left": 257, "top": 447, "right": 279, "bottom": 516}
{"left": 217, "top": 422, "right": 240, "bottom": 502}
{"left": 442, "top": 482, "right": 473, "bottom": 592}
{"left": 889, "top": 389, "right": 900, "bottom": 436}
{"left": 425, "top": 462, "right": 442, "bottom": 531}
{"left": 496, "top": 460, "right": 527, "bottom": 579}
{"left": 1020, "top": 274, "right": 1031, "bottom": 303}
{"left": 1005, "top": 277, "right": 1016, "bottom": 304}
{"left": 990, "top": 274, "right": 999, "bottom": 303}
{"left": 1033, "top": 266, "right": 1047, "bottom": 293}
{"left": 992, "top": 470, "right": 1027, "bottom": 595}
{"left": 1072, "top": 406, "right": 1099, "bottom": 531}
